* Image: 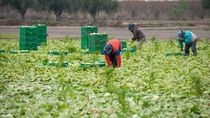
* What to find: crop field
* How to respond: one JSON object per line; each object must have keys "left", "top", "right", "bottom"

{"left": 0, "top": 37, "right": 210, "bottom": 117}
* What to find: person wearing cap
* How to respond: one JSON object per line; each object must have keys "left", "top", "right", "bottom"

{"left": 128, "top": 24, "right": 146, "bottom": 49}
{"left": 104, "top": 39, "right": 122, "bottom": 67}
{"left": 177, "top": 31, "right": 197, "bottom": 56}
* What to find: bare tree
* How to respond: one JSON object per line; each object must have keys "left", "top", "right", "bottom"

{"left": 0, "top": 0, "right": 33, "bottom": 21}
{"left": 80, "top": 0, "right": 118, "bottom": 23}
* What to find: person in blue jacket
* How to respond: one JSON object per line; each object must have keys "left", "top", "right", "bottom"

{"left": 177, "top": 31, "right": 197, "bottom": 56}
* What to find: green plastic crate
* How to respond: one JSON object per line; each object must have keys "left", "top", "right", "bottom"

{"left": 89, "top": 45, "right": 105, "bottom": 51}
{"left": 121, "top": 48, "right": 137, "bottom": 53}
{"left": 0, "top": 49, "right": 29, "bottom": 54}
{"left": 20, "top": 42, "right": 38, "bottom": 50}
{"left": 8, "top": 50, "right": 30, "bottom": 54}
{"left": 36, "top": 24, "right": 47, "bottom": 45}
{"left": 80, "top": 62, "right": 105, "bottom": 68}
{"left": 19, "top": 26, "right": 38, "bottom": 37}
{"left": 81, "top": 26, "right": 98, "bottom": 36}
{"left": 20, "top": 46, "right": 37, "bottom": 50}
{"left": 20, "top": 36, "right": 38, "bottom": 43}
{"left": 88, "top": 33, "right": 108, "bottom": 52}
{"left": 38, "top": 34, "right": 47, "bottom": 45}
{"left": 81, "top": 26, "right": 98, "bottom": 49}
{"left": 165, "top": 52, "right": 184, "bottom": 56}
{"left": 48, "top": 51, "right": 69, "bottom": 55}
{"left": 43, "top": 61, "right": 68, "bottom": 67}
{"left": 19, "top": 26, "right": 38, "bottom": 50}
{"left": 36, "top": 24, "right": 47, "bottom": 34}
{"left": 81, "top": 37, "right": 88, "bottom": 49}
{"left": 121, "top": 41, "right": 127, "bottom": 48}
{"left": 89, "top": 41, "right": 107, "bottom": 47}
{"left": 0, "top": 49, "right": 5, "bottom": 53}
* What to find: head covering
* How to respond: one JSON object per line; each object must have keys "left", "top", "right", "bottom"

{"left": 104, "top": 44, "right": 112, "bottom": 54}
{"left": 128, "top": 24, "right": 135, "bottom": 30}
{"left": 177, "top": 31, "right": 185, "bottom": 40}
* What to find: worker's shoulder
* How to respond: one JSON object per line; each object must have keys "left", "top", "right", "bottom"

{"left": 184, "top": 31, "right": 192, "bottom": 36}
{"left": 187, "top": 31, "right": 196, "bottom": 36}
{"left": 185, "top": 31, "right": 192, "bottom": 34}
{"left": 135, "top": 28, "right": 144, "bottom": 33}
{"left": 108, "top": 39, "right": 120, "bottom": 43}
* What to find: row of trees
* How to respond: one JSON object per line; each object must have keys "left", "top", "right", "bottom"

{"left": 202, "top": 0, "right": 210, "bottom": 9}
{"left": 0, "top": 0, "right": 209, "bottom": 23}
{"left": 0, "top": 0, "right": 118, "bottom": 21}
{"left": 118, "top": 0, "right": 209, "bottom": 21}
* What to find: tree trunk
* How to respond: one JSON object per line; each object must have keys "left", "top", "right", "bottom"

{"left": 54, "top": 10, "right": 62, "bottom": 21}
{"left": 19, "top": 10, "right": 26, "bottom": 21}
{"left": 21, "top": 13, "right": 25, "bottom": 21}
{"left": 91, "top": 12, "right": 97, "bottom": 25}
{"left": 56, "top": 14, "right": 60, "bottom": 21}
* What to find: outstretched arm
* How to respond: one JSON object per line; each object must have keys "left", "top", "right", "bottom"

{"left": 105, "top": 54, "right": 112, "bottom": 67}
{"left": 115, "top": 55, "right": 121, "bottom": 67}
{"left": 115, "top": 50, "right": 121, "bottom": 67}
{"left": 178, "top": 39, "right": 183, "bottom": 50}
{"left": 132, "top": 31, "right": 137, "bottom": 41}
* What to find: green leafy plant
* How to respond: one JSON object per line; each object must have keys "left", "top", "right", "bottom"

{"left": 190, "top": 74, "right": 204, "bottom": 96}
{"left": 116, "top": 86, "right": 130, "bottom": 114}
{"left": 0, "top": 37, "right": 209, "bottom": 117}
{"left": 103, "top": 67, "right": 115, "bottom": 88}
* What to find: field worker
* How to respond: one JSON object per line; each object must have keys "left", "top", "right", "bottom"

{"left": 104, "top": 39, "right": 122, "bottom": 68}
{"left": 177, "top": 30, "right": 197, "bottom": 56}
{"left": 128, "top": 24, "right": 146, "bottom": 49}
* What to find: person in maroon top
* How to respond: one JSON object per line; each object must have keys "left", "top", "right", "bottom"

{"left": 104, "top": 39, "right": 122, "bottom": 68}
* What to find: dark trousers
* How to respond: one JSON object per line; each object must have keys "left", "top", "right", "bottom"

{"left": 185, "top": 40, "right": 197, "bottom": 56}
{"left": 110, "top": 54, "right": 117, "bottom": 67}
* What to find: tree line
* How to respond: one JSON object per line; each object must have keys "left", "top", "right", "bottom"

{"left": 0, "top": 0, "right": 209, "bottom": 23}
{"left": 0, "top": 0, "right": 118, "bottom": 21}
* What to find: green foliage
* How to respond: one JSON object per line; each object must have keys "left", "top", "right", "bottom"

{"left": 0, "top": 0, "right": 118, "bottom": 22}
{"left": 1, "top": 0, "right": 33, "bottom": 21}
{"left": 0, "top": 34, "right": 18, "bottom": 40}
{"left": 0, "top": 38, "right": 210, "bottom": 117}
{"left": 80, "top": 0, "right": 119, "bottom": 22}
{"left": 202, "top": 0, "right": 210, "bottom": 9}
{"left": 151, "top": 36, "right": 157, "bottom": 42}
{"left": 0, "top": 0, "right": 6, "bottom": 6}
{"left": 116, "top": 86, "right": 130, "bottom": 114}
{"left": 190, "top": 73, "right": 204, "bottom": 96}
{"left": 172, "top": 0, "right": 189, "bottom": 19}
{"left": 103, "top": 67, "right": 115, "bottom": 87}
{"left": 33, "top": 0, "right": 79, "bottom": 21}
{"left": 48, "top": 0, "right": 70, "bottom": 21}
{"left": 33, "top": 0, "right": 49, "bottom": 11}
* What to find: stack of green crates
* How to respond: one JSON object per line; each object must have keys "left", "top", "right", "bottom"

{"left": 81, "top": 26, "right": 98, "bottom": 49}
{"left": 19, "top": 26, "right": 38, "bottom": 50}
{"left": 36, "top": 24, "right": 47, "bottom": 45}
{"left": 88, "top": 33, "right": 108, "bottom": 52}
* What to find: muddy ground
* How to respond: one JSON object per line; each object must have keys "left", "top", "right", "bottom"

{"left": 0, "top": 26, "right": 210, "bottom": 40}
